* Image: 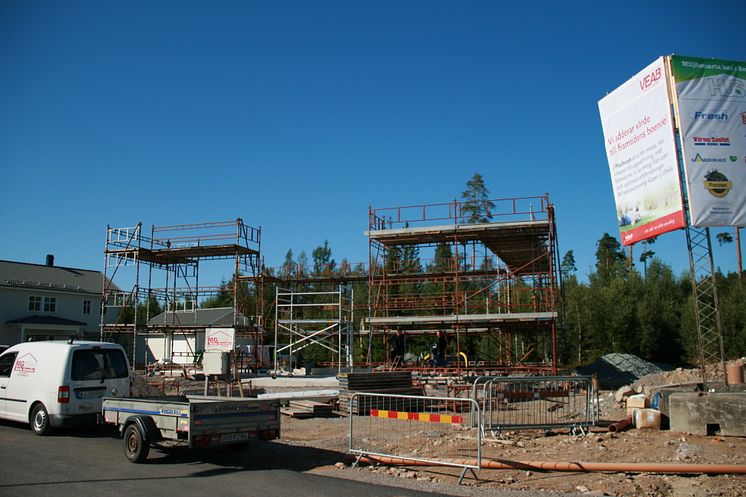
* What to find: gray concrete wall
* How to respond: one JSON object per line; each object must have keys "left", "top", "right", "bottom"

{"left": 669, "top": 392, "right": 746, "bottom": 437}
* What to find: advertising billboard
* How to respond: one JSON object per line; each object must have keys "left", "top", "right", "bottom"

{"left": 669, "top": 55, "right": 746, "bottom": 227}
{"left": 599, "top": 57, "right": 686, "bottom": 246}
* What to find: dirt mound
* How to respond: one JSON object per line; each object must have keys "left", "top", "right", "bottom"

{"left": 130, "top": 372, "right": 165, "bottom": 397}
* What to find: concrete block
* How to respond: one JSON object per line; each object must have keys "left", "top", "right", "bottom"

{"left": 669, "top": 392, "right": 746, "bottom": 436}
{"left": 648, "top": 385, "right": 700, "bottom": 417}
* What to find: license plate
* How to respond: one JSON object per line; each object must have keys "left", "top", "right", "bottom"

{"left": 76, "top": 389, "right": 104, "bottom": 399}
{"left": 220, "top": 432, "right": 250, "bottom": 443}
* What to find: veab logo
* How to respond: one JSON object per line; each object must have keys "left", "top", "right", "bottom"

{"left": 639, "top": 67, "right": 662, "bottom": 92}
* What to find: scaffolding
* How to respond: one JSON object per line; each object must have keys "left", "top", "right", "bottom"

{"left": 273, "top": 284, "right": 354, "bottom": 373}
{"left": 366, "top": 195, "right": 560, "bottom": 373}
{"left": 100, "top": 219, "right": 264, "bottom": 368}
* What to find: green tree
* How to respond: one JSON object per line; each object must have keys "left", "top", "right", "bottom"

{"left": 202, "top": 279, "right": 233, "bottom": 308}
{"left": 401, "top": 244, "right": 420, "bottom": 273}
{"left": 595, "top": 233, "right": 627, "bottom": 284}
{"left": 560, "top": 250, "right": 577, "bottom": 280}
{"left": 639, "top": 250, "right": 655, "bottom": 277}
{"left": 716, "top": 232, "right": 733, "bottom": 246}
{"left": 637, "top": 259, "right": 684, "bottom": 362}
{"left": 433, "top": 242, "right": 453, "bottom": 272}
{"left": 281, "top": 249, "right": 294, "bottom": 278}
{"left": 297, "top": 251, "right": 308, "bottom": 277}
{"left": 460, "top": 173, "right": 495, "bottom": 224}
{"left": 716, "top": 272, "right": 746, "bottom": 358}
{"left": 312, "top": 240, "right": 335, "bottom": 275}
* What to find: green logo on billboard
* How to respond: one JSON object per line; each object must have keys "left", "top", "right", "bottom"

{"left": 704, "top": 169, "right": 732, "bottom": 198}
{"left": 730, "top": 156, "right": 738, "bottom": 162}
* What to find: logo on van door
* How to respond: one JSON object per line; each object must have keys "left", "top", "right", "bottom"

{"left": 14, "top": 353, "right": 38, "bottom": 376}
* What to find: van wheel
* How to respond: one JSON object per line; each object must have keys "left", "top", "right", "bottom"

{"left": 31, "top": 403, "right": 52, "bottom": 436}
{"left": 123, "top": 424, "right": 150, "bottom": 463}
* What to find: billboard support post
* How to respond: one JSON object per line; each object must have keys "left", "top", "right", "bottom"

{"left": 667, "top": 55, "right": 736, "bottom": 391}
{"left": 683, "top": 224, "right": 728, "bottom": 390}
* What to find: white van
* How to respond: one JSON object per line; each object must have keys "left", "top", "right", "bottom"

{"left": 0, "top": 340, "right": 130, "bottom": 435}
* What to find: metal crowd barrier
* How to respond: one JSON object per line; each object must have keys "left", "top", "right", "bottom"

{"left": 480, "top": 375, "right": 597, "bottom": 435}
{"left": 348, "top": 392, "right": 481, "bottom": 484}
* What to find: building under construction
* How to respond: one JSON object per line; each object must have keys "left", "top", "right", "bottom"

{"left": 100, "top": 219, "right": 264, "bottom": 368}
{"left": 365, "top": 195, "right": 561, "bottom": 373}
{"left": 100, "top": 194, "right": 561, "bottom": 374}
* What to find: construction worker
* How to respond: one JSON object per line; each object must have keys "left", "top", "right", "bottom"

{"left": 434, "top": 330, "right": 447, "bottom": 367}
{"left": 391, "top": 330, "right": 405, "bottom": 367}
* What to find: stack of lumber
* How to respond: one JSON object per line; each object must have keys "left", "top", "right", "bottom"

{"left": 281, "top": 400, "right": 335, "bottom": 418}
{"left": 338, "top": 371, "right": 424, "bottom": 415}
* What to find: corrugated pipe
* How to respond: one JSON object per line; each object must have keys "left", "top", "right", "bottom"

{"left": 607, "top": 416, "right": 633, "bottom": 433}
{"left": 360, "top": 456, "right": 746, "bottom": 475}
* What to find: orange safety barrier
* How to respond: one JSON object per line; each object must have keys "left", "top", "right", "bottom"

{"left": 370, "top": 409, "right": 463, "bottom": 425}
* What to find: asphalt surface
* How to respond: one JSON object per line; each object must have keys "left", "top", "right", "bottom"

{"left": 0, "top": 420, "right": 449, "bottom": 497}
{"left": 0, "top": 419, "right": 591, "bottom": 497}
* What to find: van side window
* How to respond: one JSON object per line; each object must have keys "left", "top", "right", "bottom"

{"left": 72, "top": 349, "right": 129, "bottom": 380}
{"left": 0, "top": 353, "right": 18, "bottom": 377}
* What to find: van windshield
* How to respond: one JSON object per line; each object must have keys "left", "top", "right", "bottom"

{"left": 71, "top": 349, "right": 128, "bottom": 380}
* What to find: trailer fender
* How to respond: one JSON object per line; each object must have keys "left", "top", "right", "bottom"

{"left": 123, "top": 415, "right": 162, "bottom": 442}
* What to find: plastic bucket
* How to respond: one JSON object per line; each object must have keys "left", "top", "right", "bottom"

{"left": 727, "top": 363, "right": 744, "bottom": 385}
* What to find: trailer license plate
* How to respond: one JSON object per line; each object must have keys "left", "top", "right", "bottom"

{"left": 220, "top": 432, "right": 249, "bottom": 443}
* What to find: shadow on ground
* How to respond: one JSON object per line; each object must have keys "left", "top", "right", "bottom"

{"left": 139, "top": 440, "right": 350, "bottom": 474}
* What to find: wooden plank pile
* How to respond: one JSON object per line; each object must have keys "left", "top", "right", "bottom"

{"left": 338, "top": 371, "right": 424, "bottom": 415}
{"left": 281, "top": 400, "right": 335, "bottom": 418}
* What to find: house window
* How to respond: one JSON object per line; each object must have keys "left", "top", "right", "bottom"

{"left": 43, "top": 297, "right": 57, "bottom": 313}
{"left": 83, "top": 300, "right": 92, "bottom": 315}
{"left": 28, "top": 296, "right": 41, "bottom": 312}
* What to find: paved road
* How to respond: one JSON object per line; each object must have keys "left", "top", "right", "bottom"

{"left": 0, "top": 420, "right": 446, "bottom": 497}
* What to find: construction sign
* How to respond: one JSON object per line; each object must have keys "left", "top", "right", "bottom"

{"left": 670, "top": 55, "right": 746, "bottom": 227}
{"left": 598, "top": 57, "right": 685, "bottom": 246}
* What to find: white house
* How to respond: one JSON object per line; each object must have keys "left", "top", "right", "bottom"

{"left": 142, "top": 307, "right": 254, "bottom": 364}
{"left": 0, "top": 257, "right": 117, "bottom": 345}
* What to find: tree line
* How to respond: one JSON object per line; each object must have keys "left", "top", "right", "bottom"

{"left": 560, "top": 233, "right": 745, "bottom": 367}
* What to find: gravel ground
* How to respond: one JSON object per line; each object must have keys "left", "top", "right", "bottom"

{"left": 133, "top": 363, "right": 746, "bottom": 497}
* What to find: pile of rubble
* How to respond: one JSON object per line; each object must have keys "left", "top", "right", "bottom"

{"left": 578, "top": 353, "right": 666, "bottom": 389}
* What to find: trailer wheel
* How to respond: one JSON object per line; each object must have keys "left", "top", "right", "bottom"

{"left": 123, "top": 423, "right": 150, "bottom": 463}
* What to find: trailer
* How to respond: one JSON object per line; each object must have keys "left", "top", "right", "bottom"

{"left": 102, "top": 395, "right": 280, "bottom": 462}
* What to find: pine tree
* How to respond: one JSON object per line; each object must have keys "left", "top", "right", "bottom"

{"left": 460, "top": 173, "right": 495, "bottom": 224}
{"left": 594, "top": 233, "right": 626, "bottom": 284}
{"left": 560, "top": 250, "right": 577, "bottom": 280}
{"left": 281, "top": 249, "right": 294, "bottom": 278}
{"left": 312, "top": 240, "right": 335, "bottom": 275}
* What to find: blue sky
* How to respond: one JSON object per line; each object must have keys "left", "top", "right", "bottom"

{"left": 1, "top": 0, "right": 745, "bottom": 283}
